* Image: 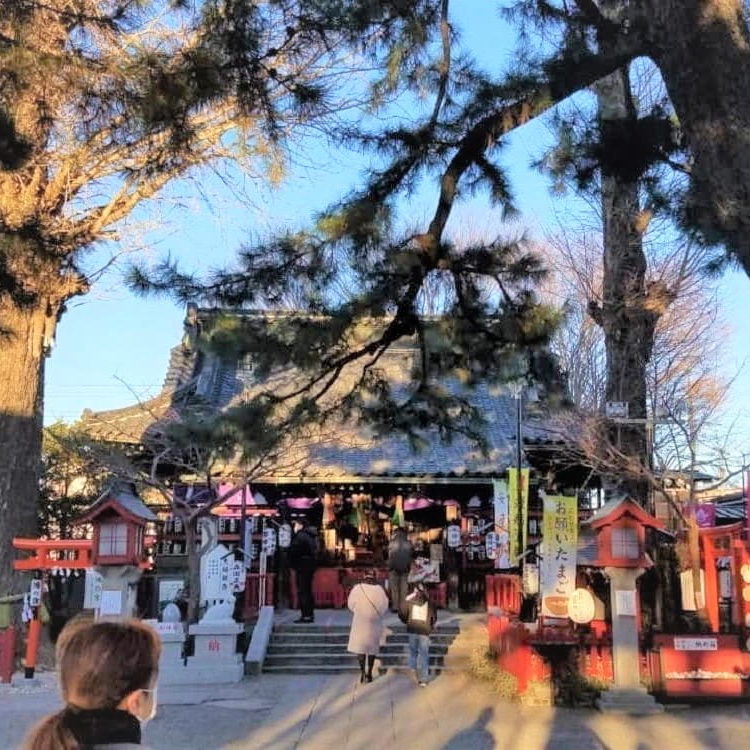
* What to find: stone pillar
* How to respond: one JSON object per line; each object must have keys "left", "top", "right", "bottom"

{"left": 597, "top": 566, "right": 663, "bottom": 714}
{"left": 97, "top": 565, "right": 142, "bottom": 618}
{"left": 184, "top": 617, "right": 244, "bottom": 683}
{"left": 144, "top": 622, "right": 187, "bottom": 686}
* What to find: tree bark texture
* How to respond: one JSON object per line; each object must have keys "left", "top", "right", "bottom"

{"left": 593, "top": 67, "right": 657, "bottom": 504}
{"left": 184, "top": 518, "right": 201, "bottom": 623}
{"left": 646, "top": 0, "right": 750, "bottom": 272}
{"left": 0, "top": 300, "right": 49, "bottom": 595}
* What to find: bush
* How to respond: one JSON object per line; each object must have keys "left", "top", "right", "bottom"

{"left": 469, "top": 647, "right": 519, "bottom": 700}
{"left": 556, "top": 670, "right": 608, "bottom": 707}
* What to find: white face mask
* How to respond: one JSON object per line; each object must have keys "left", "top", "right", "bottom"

{"left": 138, "top": 687, "right": 158, "bottom": 726}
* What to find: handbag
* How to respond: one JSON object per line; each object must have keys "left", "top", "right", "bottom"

{"left": 359, "top": 583, "right": 385, "bottom": 617}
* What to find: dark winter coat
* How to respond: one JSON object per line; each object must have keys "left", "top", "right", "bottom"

{"left": 398, "top": 588, "right": 437, "bottom": 636}
{"left": 387, "top": 534, "right": 413, "bottom": 573}
{"left": 288, "top": 528, "right": 318, "bottom": 571}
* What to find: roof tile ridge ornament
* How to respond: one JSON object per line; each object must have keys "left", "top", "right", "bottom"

{"left": 181, "top": 301, "right": 201, "bottom": 354}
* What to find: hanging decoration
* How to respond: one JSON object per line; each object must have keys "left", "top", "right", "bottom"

{"left": 492, "top": 479, "right": 511, "bottom": 568}
{"left": 485, "top": 531, "right": 500, "bottom": 559}
{"left": 507, "top": 468, "right": 530, "bottom": 561}
{"left": 446, "top": 524, "right": 461, "bottom": 548}
{"left": 540, "top": 495, "right": 578, "bottom": 618}
{"left": 392, "top": 496, "right": 405, "bottom": 527}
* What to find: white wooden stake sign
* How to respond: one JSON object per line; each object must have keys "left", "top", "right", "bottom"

{"left": 231, "top": 561, "right": 246, "bottom": 593}
{"left": 262, "top": 527, "right": 277, "bottom": 556}
{"left": 29, "top": 579, "right": 43, "bottom": 607}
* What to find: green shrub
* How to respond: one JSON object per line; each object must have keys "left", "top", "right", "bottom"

{"left": 469, "top": 647, "right": 519, "bottom": 700}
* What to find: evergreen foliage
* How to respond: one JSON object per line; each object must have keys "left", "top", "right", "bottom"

{"left": 133, "top": 0, "right": 750, "bottom": 482}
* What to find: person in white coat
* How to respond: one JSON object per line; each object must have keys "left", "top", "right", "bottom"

{"left": 347, "top": 572, "right": 389, "bottom": 683}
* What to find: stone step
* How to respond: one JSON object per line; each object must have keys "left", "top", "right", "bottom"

{"left": 270, "top": 632, "right": 457, "bottom": 645}
{"left": 262, "top": 664, "right": 452, "bottom": 675}
{"left": 266, "top": 643, "right": 450, "bottom": 656}
{"left": 275, "top": 623, "right": 459, "bottom": 634}
{"left": 263, "top": 665, "right": 362, "bottom": 674}
{"left": 270, "top": 634, "right": 350, "bottom": 645}
{"left": 263, "top": 620, "right": 465, "bottom": 674}
{"left": 273, "top": 625, "right": 460, "bottom": 638}
{"left": 275, "top": 625, "right": 352, "bottom": 634}
{"left": 264, "top": 653, "right": 448, "bottom": 667}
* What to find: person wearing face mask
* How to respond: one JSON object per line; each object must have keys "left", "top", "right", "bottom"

{"left": 24, "top": 618, "right": 161, "bottom": 750}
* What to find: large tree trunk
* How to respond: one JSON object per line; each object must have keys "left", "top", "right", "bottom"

{"left": 184, "top": 517, "right": 201, "bottom": 623}
{"left": 648, "top": 0, "right": 750, "bottom": 273}
{"left": 0, "top": 300, "right": 50, "bottom": 596}
{"left": 591, "top": 67, "right": 659, "bottom": 505}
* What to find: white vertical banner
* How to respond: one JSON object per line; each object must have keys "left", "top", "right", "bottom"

{"left": 492, "top": 479, "right": 511, "bottom": 569}
{"left": 84, "top": 570, "right": 103, "bottom": 609}
{"left": 540, "top": 495, "right": 578, "bottom": 618}
{"left": 244, "top": 516, "right": 256, "bottom": 569}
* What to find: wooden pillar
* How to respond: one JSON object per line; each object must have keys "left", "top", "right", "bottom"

{"left": 702, "top": 534, "right": 719, "bottom": 633}
{"left": 24, "top": 612, "right": 41, "bottom": 680}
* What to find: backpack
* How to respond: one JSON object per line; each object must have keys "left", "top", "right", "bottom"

{"left": 400, "top": 590, "right": 436, "bottom": 636}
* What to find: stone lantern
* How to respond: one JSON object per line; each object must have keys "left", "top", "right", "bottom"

{"left": 74, "top": 483, "right": 157, "bottom": 618}
{"left": 588, "top": 497, "right": 665, "bottom": 714}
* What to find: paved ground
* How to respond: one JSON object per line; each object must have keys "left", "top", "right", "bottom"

{"left": 3, "top": 669, "right": 750, "bottom": 749}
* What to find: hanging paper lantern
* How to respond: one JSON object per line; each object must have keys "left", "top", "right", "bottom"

{"left": 485, "top": 532, "right": 500, "bottom": 559}
{"left": 446, "top": 524, "right": 461, "bottom": 548}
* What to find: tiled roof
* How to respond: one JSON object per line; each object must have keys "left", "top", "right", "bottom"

{"left": 81, "top": 312, "right": 568, "bottom": 481}
{"left": 110, "top": 487, "right": 158, "bottom": 522}
{"left": 77, "top": 484, "right": 158, "bottom": 523}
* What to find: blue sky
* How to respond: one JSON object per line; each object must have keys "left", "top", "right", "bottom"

{"left": 44, "top": 1, "right": 750, "bottom": 464}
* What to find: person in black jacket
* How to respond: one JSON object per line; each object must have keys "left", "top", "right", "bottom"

{"left": 398, "top": 581, "right": 437, "bottom": 687}
{"left": 289, "top": 525, "right": 319, "bottom": 623}
{"left": 387, "top": 527, "right": 413, "bottom": 612}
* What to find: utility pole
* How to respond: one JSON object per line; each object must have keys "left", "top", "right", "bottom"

{"left": 512, "top": 382, "right": 524, "bottom": 565}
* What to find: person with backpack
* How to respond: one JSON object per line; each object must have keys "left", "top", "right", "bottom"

{"left": 346, "top": 571, "right": 389, "bottom": 683}
{"left": 289, "top": 524, "right": 319, "bottom": 623}
{"left": 387, "top": 527, "right": 413, "bottom": 612}
{"left": 398, "top": 581, "right": 437, "bottom": 687}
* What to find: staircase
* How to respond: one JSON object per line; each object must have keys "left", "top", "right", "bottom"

{"left": 262, "top": 621, "right": 468, "bottom": 675}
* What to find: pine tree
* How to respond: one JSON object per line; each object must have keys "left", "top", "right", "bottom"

{"left": 0, "top": 0, "right": 429, "bottom": 595}
{"left": 133, "top": 0, "right": 750, "bottom": 487}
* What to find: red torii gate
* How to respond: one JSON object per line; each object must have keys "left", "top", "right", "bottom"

{"left": 12, "top": 538, "right": 93, "bottom": 680}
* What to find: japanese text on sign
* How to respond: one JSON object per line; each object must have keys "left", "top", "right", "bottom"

{"left": 674, "top": 637, "right": 718, "bottom": 651}
{"left": 540, "top": 495, "right": 577, "bottom": 618}
{"left": 492, "top": 479, "right": 511, "bottom": 568}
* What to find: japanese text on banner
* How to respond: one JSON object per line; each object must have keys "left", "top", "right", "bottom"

{"left": 540, "top": 495, "right": 577, "bottom": 618}
{"left": 492, "top": 479, "right": 511, "bottom": 568}
{"left": 507, "top": 468, "right": 529, "bottom": 561}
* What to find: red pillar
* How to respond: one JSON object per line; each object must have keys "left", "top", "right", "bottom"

{"left": 702, "top": 536, "right": 719, "bottom": 632}
{"left": 24, "top": 613, "right": 41, "bottom": 680}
